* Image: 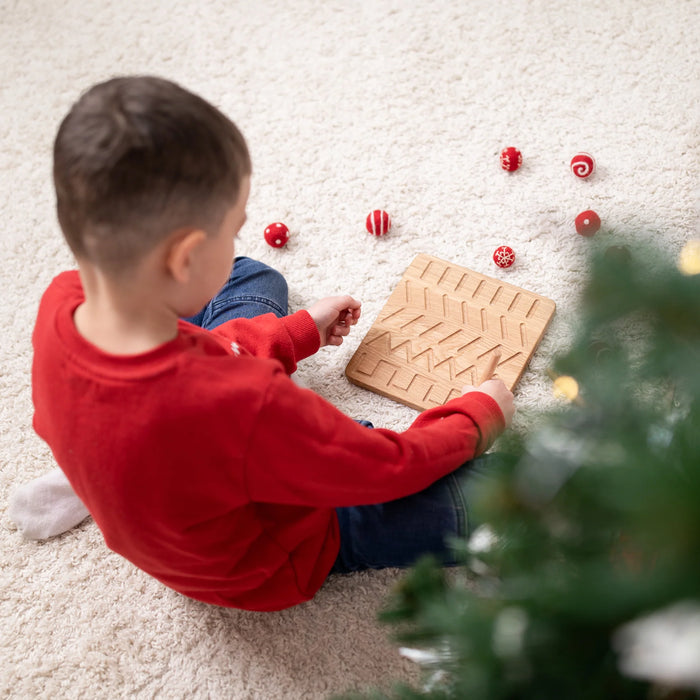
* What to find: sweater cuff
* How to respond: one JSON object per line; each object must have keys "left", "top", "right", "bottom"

{"left": 411, "top": 390, "right": 506, "bottom": 454}
{"left": 467, "top": 392, "right": 507, "bottom": 453}
{"left": 281, "top": 310, "right": 321, "bottom": 362}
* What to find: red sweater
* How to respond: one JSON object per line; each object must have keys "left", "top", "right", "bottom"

{"left": 32, "top": 271, "right": 505, "bottom": 611}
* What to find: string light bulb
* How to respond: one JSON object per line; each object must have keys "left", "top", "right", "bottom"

{"left": 678, "top": 240, "right": 700, "bottom": 276}
{"left": 552, "top": 375, "right": 580, "bottom": 402}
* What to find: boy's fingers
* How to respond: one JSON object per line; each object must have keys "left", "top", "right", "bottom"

{"left": 340, "top": 296, "right": 361, "bottom": 312}
{"left": 338, "top": 308, "right": 360, "bottom": 327}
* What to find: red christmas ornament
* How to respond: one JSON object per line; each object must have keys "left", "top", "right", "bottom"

{"left": 264, "top": 222, "right": 289, "bottom": 248}
{"left": 366, "top": 210, "right": 391, "bottom": 236}
{"left": 500, "top": 147, "right": 522, "bottom": 172}
{"left": 493, "top": 245, "right": 515, "bottom": 268}
{"left": 575, "top": 210, "right": 601, "bottom": 237}
{"left": 570, "top": 152, "right": 596, "bottom": 178}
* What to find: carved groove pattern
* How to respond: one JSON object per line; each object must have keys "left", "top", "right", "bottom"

{"left": 346, "top": 254, "right": 556, "bottom": 411}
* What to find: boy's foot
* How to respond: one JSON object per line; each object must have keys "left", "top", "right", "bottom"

{"left": 8, "top": 468, "right": 90, "bottom": 540}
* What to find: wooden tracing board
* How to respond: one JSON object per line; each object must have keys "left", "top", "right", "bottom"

{"left": 345, "top": 254, "right": 556, "bottom": 411}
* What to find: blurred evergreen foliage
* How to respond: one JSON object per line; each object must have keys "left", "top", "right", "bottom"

{"left": 340, "top": 242, "right": 700, "bottom": 700}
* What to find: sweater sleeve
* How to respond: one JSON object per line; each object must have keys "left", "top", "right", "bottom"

{"left": 211, "top": 310, "right": 321, "bottom": 374}
{"left": 244, "top": 369, "right": 505, "bottom": 508}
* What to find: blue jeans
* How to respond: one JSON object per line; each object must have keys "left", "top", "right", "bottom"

{"left": 185, "top": 256, "right": 289, "bottom": 328}
{"left": 187, "top": 257, "right": 494, "bottom": 574}
{"left": 331, "top": 454, "right": 496, "bottom": 573}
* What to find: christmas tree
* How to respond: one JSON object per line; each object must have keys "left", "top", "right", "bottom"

{"left": 342, "top": 240, "right": 700, "bottom": 700}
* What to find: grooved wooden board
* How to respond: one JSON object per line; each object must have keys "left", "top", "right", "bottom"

{"left": 345, "top": 254, "right": 556, "bottom": 411}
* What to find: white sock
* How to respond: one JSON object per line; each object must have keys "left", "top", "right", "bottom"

{"left": 8, "top": 468, "right": 90, "bottom": 540}
{"left": 290, "top": 373, "right": 308, "bottom": 389}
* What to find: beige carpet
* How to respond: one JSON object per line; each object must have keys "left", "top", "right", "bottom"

{"left": 1, "top": 0, "right": 698, "bottom": 697}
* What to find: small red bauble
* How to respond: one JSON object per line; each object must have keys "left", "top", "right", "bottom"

{"left": 500, "top": 147, "right": 522, "bottom": 172}
{"left": 366, "top": 210, "right": 391, "bottom": 236}
{"left": 493, "top": 245, "right": 516, "bottom": 268}
{"left": 264, "top": 222, "right": 289, "bottom": 248}
{"left": 570, "top": 152, "right": 596, "bottom": 178}
{"left": 575, "top": 210, "right": 601, "bottom": 237}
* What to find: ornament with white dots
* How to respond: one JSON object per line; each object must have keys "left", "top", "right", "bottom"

{"left": 264, "top": 222, "right": 290, "bottom": 248}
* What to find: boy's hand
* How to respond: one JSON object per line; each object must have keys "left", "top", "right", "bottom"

{"left": 307, "top": 296, "right": 362, "bottom": 347}
{"left": 462, "top": 378, "right": 515, "bottom": 428}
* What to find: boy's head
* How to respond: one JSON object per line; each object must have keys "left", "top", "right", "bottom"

{"left": 53, "top": 76, "right": 251, "bottom": 276}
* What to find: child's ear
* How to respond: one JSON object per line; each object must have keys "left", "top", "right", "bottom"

{"left": 165, "top": 229, "right": 207, "bottom": 283}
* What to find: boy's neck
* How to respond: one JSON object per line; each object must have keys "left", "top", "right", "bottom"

{"left": 74, "top": 262, "right": 179, "bottom": 356}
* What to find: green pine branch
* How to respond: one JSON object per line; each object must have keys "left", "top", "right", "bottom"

{"left": 339, "top": 240, "right": 700, "bottom": 700}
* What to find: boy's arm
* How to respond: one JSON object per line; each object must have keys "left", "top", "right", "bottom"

{"left": 211, "top": 310, "right": 321, "bottom": 374}
{"left": 243, "top": 370, "right": 507, "bottom": 509}
{"left": 210, "top": 295, "right": 361, "bottom": 373}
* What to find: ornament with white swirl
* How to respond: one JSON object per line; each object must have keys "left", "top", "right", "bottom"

{"left": 570, "top": 152, "right": 596, "bottom": 179}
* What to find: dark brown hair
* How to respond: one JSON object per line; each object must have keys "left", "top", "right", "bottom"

{"left": 53, "top": 76, "right": 251, "bottom": 273}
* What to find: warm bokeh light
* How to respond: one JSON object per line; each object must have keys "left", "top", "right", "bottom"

{"left": 678, "top": 240, "right": 700, "bottom": 276}
{"left": 552, "top": 375, "right": 580, "bottom": 402}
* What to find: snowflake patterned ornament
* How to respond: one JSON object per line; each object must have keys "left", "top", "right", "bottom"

{"left": 493, "top": 245, "right": 515, "bottom": 268}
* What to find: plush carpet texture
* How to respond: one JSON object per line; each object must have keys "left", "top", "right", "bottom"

{"left": 1, "top": 1, "right": 697, "bottom": 697}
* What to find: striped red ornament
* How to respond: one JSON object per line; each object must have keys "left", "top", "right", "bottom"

{"left": 366, "top": 210, "right": 392, "bottom": 236}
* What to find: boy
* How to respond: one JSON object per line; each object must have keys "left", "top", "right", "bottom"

{"left": 23, "top": 76, "right": 513, "bottom": 611}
